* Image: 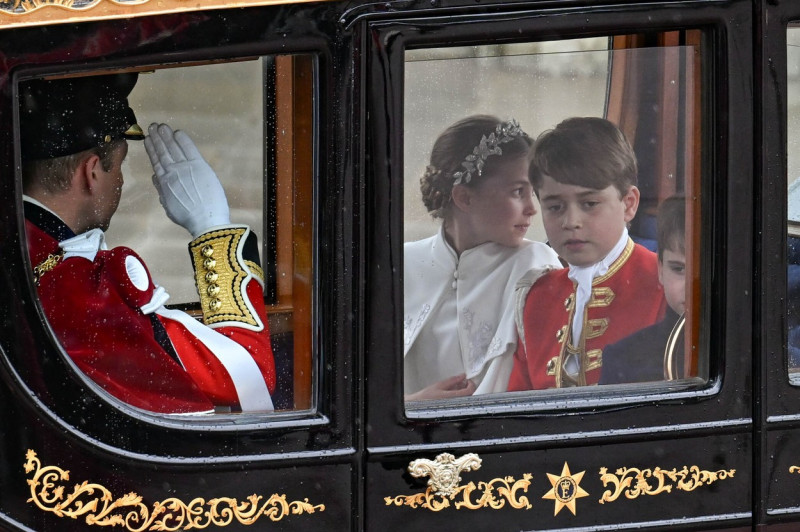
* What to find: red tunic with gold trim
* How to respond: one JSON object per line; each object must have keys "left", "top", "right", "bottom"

{"left": 26, "top": 200, "right": 276, "bottom": 414}
{"left": 507, "top": 239, "right": 666, "bottom": 390}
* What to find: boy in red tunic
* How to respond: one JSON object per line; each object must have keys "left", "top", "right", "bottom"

{"left": 507, "top": 117, "right": 666, "bottom": 389}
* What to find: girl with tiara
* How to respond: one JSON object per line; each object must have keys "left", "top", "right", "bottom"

{"left": 404, "top": 115, "right": 562, "bottom": 400}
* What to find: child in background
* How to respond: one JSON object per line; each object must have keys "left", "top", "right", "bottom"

{"left": 599, "top": 196, "right": 687, "bottom": 384}
{"left": 507, "top": 117, "right": 666, "bottom": 390}
{"left": 404, "top": 115, "right": 562, "bottom": 400}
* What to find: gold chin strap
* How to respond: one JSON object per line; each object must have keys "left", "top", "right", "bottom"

{"left": 189, "top": 226, "right": 264, "bottom": 331}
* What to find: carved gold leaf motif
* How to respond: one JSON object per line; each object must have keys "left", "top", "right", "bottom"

{"left": 598, "top": 465, "right": 736, "bottom": 504}
{"left": 384, "top": 475, "right": 534, "bottom": 512}
{"left": 385, "top": 453, "right": 532, "bottom": 511}
{"left": 24, "top": 450, "right": 325, "bottom": 529}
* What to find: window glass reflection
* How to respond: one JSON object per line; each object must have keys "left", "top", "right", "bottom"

{"left": 404, "top": 38, "right": 705, "bottom": 404}
{"left": 787, "top": 25, "right": 800, "bottom": 380}
{"left": 21, "top": 56, "right": 314, "bottom": 415}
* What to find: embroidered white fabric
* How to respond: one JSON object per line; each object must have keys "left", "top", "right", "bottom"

{"left": 404, "top": 226, "right": 562, "bottom": 394}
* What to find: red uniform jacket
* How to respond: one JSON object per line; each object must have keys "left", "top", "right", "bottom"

{"left": 26, "top": 201, "right": 276, "bottom": 414}
{"left": 508, "top": 240, "right": 666, "bottom": 390}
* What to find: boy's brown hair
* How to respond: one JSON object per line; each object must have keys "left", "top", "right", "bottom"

{"left": 657, "top": 195, "right": 686, "bottom": 261}
{"left": 529, "top": 117, "right": 637, "bottom": 196}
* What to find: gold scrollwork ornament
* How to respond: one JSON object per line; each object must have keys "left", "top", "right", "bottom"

{"left": 598, "top": 464, "right": 736, "bottom": 504}
{"left": 24, "top": 450, "right": 325, "bottom": 530}
{"left": 384, "top": 453, "right": 533, "bottom": 512}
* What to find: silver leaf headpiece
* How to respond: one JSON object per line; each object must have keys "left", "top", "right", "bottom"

{"left": 452, "top": 119, "right": 527, "bottom": 185}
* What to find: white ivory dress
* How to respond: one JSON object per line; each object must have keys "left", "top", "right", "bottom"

{"left": 404, "top": 227, "right": 561, "bottom": 395}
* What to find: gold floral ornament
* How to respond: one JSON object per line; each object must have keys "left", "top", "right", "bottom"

{"left": 384, "top": 452, "right": 533, "bottom": 512}
{"left": 24, "top": 450, "right": 325, "bottom": 530}
{"left": 790, "top": 466, "right": 800, "bottom": 474}
{"left": 5, "top": 0, "right": 146, "bottom": 15}
{"left": 598, "top": 465, "right": 736, "bottom": 504}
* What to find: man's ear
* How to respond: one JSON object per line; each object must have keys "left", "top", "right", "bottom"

{"left": 450, "top": 184, "right": 473, "bottom": 213}
{"left": 76, "top": 153, "right": 103, "bottom": 194}
{"left": 622, "top": 185, "right": 640, "bottom": 223}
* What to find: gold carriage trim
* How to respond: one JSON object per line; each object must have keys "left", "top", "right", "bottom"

{"left": 385, "top": 453, "right": 533, "bottom": 512}
{"left": 23, "top": 450, "right": 325, "bottom": 529}
{"left": 598, "top": 464, "right": 736, "bottom": 504}
{"left": 542, "top": 462, "right": 589, "bottom": 516}
{"left": 190, "top": 227, "right": 259, "bottom": 328}
{"left": 0, "top": 0, "right": 325, "bottom": 31}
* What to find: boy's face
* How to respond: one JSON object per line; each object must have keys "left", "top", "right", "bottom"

{"left": 658, "top": 247, "right": 686, "bottom": 315}
{"left": 537, "top": 174, "right": 639, "bottom": 267}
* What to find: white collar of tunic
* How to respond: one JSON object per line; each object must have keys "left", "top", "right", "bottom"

{"left": 59, "top": 228, "right": 107, "bottom": 262}
{"left": 567, "top": 228, "right": 629, "bottom": 345}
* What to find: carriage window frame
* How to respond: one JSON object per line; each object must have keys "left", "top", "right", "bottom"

{"left": 13, "top": 53, "right": 319, "bottom": 425}
{"left": 399, "top": 30, "right": 716, "bottom": 417}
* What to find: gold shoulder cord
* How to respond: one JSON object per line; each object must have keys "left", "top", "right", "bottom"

{"left": 33, "top": 252, "right": 65, "bottom": 286}
{"left": 189, "top": 227, "right": 264, "bottom": 330}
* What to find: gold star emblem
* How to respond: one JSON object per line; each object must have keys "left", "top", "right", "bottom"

{"left": 542, "top": 462, "right": 589, "bottom": 516}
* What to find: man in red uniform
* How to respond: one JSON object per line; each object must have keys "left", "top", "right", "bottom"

{"left": 507, "top": 117, "right": 666, "bottom": 389}
{"left": 21, "top": 73, "right": 275, "bottom": 414}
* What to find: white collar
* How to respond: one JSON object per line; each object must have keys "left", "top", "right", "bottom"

{"left": 566, "top": 228, "right": 629, "bottom": 347}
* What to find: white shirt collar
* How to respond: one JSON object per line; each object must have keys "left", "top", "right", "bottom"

{"left": 566, "top": 228, "right": 629, "bottom": 347}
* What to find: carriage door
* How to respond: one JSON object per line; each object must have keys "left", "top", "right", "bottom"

{"left": 361, "top": 1, "right": 755, "bottom": 530}
{"left": 760, "top": 0, "right": 800, "bottom": 526}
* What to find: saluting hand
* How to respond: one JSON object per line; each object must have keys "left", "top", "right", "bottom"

{"left": 144, "top": 123, "right": 231, "bottom": 238}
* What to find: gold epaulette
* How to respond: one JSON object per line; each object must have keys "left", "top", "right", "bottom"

{"left": 189, "top": 226, "right": 264, "bottom": 331}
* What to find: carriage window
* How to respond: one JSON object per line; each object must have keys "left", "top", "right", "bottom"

{"left": 787, "top": 25, "right": 800, "bottom": 383}
{"left": 403, "top": 35, "right": 706, "bottom": 406}
{"left": 19, "top": 55, "right": 314, "bottom": 415}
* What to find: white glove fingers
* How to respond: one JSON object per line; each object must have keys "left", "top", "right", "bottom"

{"left": 173, "top": 130, "right": 204, "bottom": 161}
{"left": 146, "top": 123, "right": 176, "bottom": 167}
{"left": 143, "top": 136, "right": 158, "bottom": 168}
{"left": 157, "top": 123, "right": 188, "bottom": 163}
{"left": 151, "top": 173, "right": 164, "bottom": 196}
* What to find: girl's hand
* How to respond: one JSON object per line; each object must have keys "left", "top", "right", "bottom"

{"left": 405, "top": 374, "right": 476, "bottom": 401}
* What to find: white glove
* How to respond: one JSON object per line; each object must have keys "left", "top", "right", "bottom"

{"left": 144, "top": 123, "right": 231, "bottom": 238}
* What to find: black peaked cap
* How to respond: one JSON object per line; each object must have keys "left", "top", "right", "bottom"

{"left": 20, "top": 73, "right": 144, "bottom": 161}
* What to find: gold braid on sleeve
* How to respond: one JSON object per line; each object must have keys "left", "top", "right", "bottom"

{"left": 189, "top": 225, "right": 265, "bottom": 331}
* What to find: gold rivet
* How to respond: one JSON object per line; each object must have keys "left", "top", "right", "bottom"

{"left": 203, "top": 258, "right": 216, "bottom": 270}
{"left": 201, "top": 245, "right": 214, "bottom": 258}
{"left": 546, "top": 358, "right": 557, "bottom": 375}
{"left": 207, "top": 284, "right": 220, "bottom": 297}
{"left": 208, "top": 299, "right": 222, "bottom": 312}
{"left": 556, "top": 328, "right": 564, "bottom": 340}
{"left": 205, "top": 272, "right": 219, "bottom": 283}
{"left": 104, "top": 134, "right": 111, "bottom": 143}
{"left": 564, "top": 295, "right": 572, "bottom": 309}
